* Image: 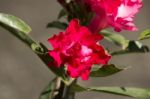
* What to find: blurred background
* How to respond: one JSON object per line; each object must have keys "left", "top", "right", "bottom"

{"left": 0, "top": 0, "right": 150, "bottom": 99}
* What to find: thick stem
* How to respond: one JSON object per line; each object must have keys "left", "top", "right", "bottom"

{"left": 51, "top": 78, "right": 65, "bottom": 99}
{"left": 1, "top": 18, "right": 77, "bottom": 99}
{"left": 62, "top": 80, "right": 77, "bottom": 99}
{"left": 0, "top": 23, "right": 71, "bottom": 85}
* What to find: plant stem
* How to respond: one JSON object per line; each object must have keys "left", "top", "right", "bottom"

{"left": 1, "top": 21, "right": 77, "bottom": 99}
{"left": 0, "top": 23, "right": 71, "bottom": 85}
{"left": 51, "top": 78, "right": 65, "bottom": 99}
{"left": 62, "top": 80, "right": 77, "bottom": 99}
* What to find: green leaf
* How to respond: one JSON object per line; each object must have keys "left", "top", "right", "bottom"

{"left": 127, "top": 41, "right": 149, "bottom": 52}
{"left": 39, "top": 78, "right": 65, "bottom": 99}
{"left": 50, "top": 66, "right": 69, "bottom": 84}
{"left": 47, "top": 21, "right": 68, "bottom": 30}
{"left": 90, "top": 64, "right": 124, "bottom": 77}
{"left": 58, "top": 9, "right": 68, "bottom": 19}
{"left": 0, "top": 23, "right": 69, "bottom": 84}
{"left": 111, "top": 41, "right": 149, "bottom": 56}
{"left": 40, "top": 78, "right": 57, "bottom": 99}
{"left": 0, "top": 13, "right": 31, "bottom": 34}
{"left": 101, "top": 30, "right": 129, "bottom": 48}
{"left": 139, "top": 29, "right": 150, "bottom": 40}
{"left": 71, "top": 84, "right": 150, "bottom": 99}
{"left": 0, "top": 13, "right": 70, "bottom": 85}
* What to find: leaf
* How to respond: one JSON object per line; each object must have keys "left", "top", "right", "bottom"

{"left": 57, "top": 9, "right": 68, "bottom": 19}
{"left": 0, "top": 13, "right": 31, "bottom": 34}
{"left": 91, "top": 87, "right": 150, "bottom": 99}
{"left": 39, "top": 78, "right": 66, "bottom": 99}
{"left": 101, "top": 30, "right": 150, "bottom": 56}
{"left": 40, "top": 78, "right": 57, "bottom": 99}
{"left": 127, "top": 41, "right": 149, "bottom": 52}
{"left": 139, "top": 29, "right": 150, "bottom": 40}
{"left": 47, "top": 21, "right": 68, "bottom": 30}
{"left": 101, "top": 30, "right": 129, "bottom": 48}
{"left": 111, "top": 41, "right": 149, "bottom": 56}
{"left": 71, "top": 84, "right": 150, "bottom": 99}
{"left": 90, "top": 64, "right": 124, "bottom": 77}
{"left": 70, "top": 84, "right": 86, "bottom": 93}
{"left": 0, "top": 13, "right": 70, "bottom": 85}
{"left": 50, "top": 66, "right": 69, "bottom": 84}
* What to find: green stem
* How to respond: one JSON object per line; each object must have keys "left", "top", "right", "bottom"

{"left": 52, "top": 78, "right": 65, "bottom": 99}
{"left": 63, "top": 80, "right": 77, "bottom": 99}
{"left": 0, "top": 23, "right": 70, "bottom": 85}
{"left": 0, "top": 23, "right": 42, "bottom": 52}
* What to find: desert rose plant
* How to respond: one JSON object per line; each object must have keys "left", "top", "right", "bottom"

{"left": 0, "top": 0, "right": 150, "bottom": 99}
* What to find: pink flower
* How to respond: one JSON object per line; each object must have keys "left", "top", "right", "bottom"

{"left": 84, "top": 0, "right": 143, "bottom": 32}
{"left": 48, "top": 19, "right": 111, "bottom": 80}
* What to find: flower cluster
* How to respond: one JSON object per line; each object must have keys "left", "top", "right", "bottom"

{"left": 85, "top": 0, "right": 143, "bottom": 32}
{"left": 48, "top": 19, "right": 111, "bottom": 80}
{"left": 48, "top": 0, "right": 143, "bottom": 80}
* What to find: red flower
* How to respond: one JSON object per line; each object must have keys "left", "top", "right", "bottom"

{"left": 84, "top": 0, "right": 143, "bottom": 32}
{"left": 48, "top": 19, "right": 111, "bottom": 80}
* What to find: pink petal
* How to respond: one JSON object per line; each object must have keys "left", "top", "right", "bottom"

{"left": 48, "top": 50, "right": 62, "bottom": 67}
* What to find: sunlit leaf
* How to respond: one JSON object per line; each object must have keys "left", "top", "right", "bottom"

{"left": 71, "top": 84, "right": 150, "bottom": 99}
{"left": 139, "top": 29, "right": 150, "bottom": 40}
{"left": 101, "top": 30, "right": 129, "bottom": 48}
{"left": 0, "top": 13, "right": 31, "bottom": 34}
{"left": 90, "top": 64, "right": 124, "bottom": 77}
{"left": 0, "top": 13, "right": 70, "bottom": 85}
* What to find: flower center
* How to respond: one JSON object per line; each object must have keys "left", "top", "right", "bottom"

{"left": 81, "top": 45, "right": 92, "bottom": 56}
